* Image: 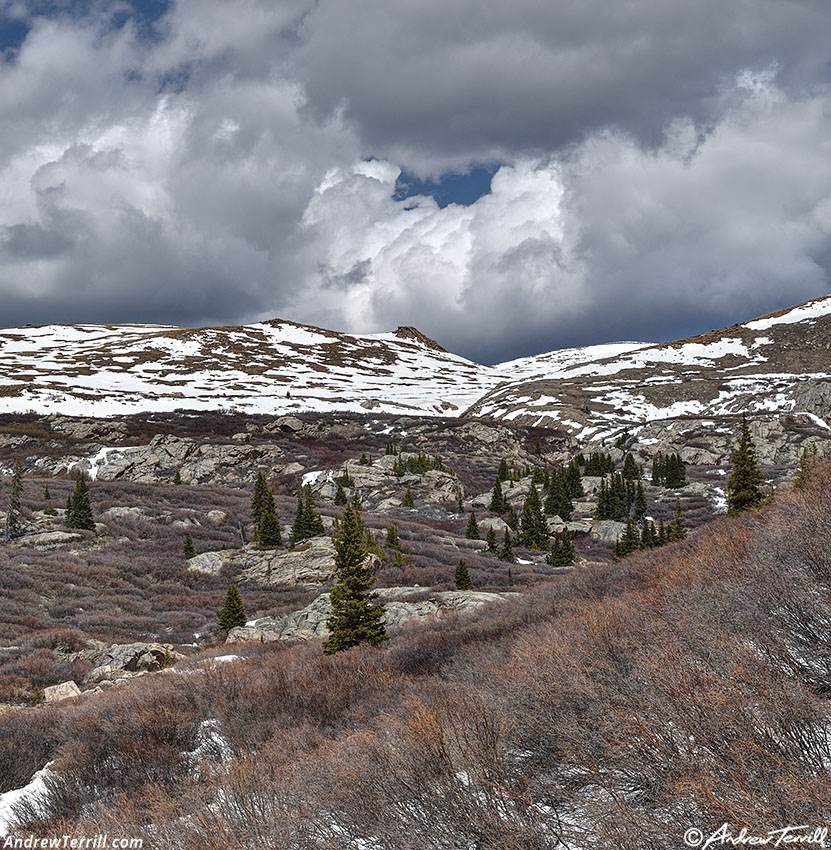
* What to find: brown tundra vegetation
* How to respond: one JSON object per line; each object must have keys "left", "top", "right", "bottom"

{"left": 1, "top": 458, "right": 830, "bottom": 848}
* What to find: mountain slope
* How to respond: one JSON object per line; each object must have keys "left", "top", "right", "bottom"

{"left": 0, "top": 320, "right": 505, "bottom": 418}
{"left": 465, "top": 295, "right": 831, "bottom": 442}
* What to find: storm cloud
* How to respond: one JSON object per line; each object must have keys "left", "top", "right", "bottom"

{"left": 0, "top": 0, "right": 829, "bottom": 361}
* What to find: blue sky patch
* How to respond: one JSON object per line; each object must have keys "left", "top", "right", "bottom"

{"left": 0, "top": 0, "right": 170, "bottom": 55}
{"left": 393, "top": 163, "right": 501, "bottom": 209}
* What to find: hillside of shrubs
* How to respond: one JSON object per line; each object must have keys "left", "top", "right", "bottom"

{"left": 2, "top": 453, "right": 830, "bottom": 849}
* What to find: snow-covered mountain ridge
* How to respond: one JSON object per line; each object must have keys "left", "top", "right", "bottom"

{"left": 465, "top": 295, "right": 831, "bottom": 442}
{"left": 1, "top": 295, "right": 830, "bottom": 432}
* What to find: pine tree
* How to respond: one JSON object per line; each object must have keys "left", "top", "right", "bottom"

{"left": 497, "top": 459, "right": 509, "bottom": 481}
{"left": 359, "top": 453, "right": 370, "bottom": 465}
{"left": 401, "top": 485, "right": 415, "bottom": 508}
{"left": 520, "top": 485, "right": 548, "bottom": 549}
{"left": 334, "top": 480, "right": 348, "bottom": 505}
{"left": 727, "top": 414, "right": 764, "bottom": 515}
{"left": 183, "top": 531, "right": 196, "bottom": 559}
{"left": 794, "top": 446, "right": 819, "bottom": 489}
{"left": 485, "top": 526, "right": 498, "bottom": 553}
{"left": 489, "top": 478, "right": 506, "bottom": 513}
{"left": 258, "top": 506, "right": 282, "bottom": 549}
{"left": 304, "top": 485, "right": 325, "bottom": 535}
{"left": 546, "top": 528, "right": 576, "bottom": 567}
{"left": 498, "top": 530, "right": 515, "bottom": 562}
{"left": 173, "top": 468, "right": 183, "bottom": 485}
{"left": 668, "top": 497, "right": 687, "bottom": 541}
{"left": 634, "top": 480, "right": 647, "bottom": 522}
{"left": 507, "top": 567, "right": 514, "bottom": 586}
{"left": 43, "top": 483, "right": 57, "bottom": 517}
{"left": 218, "top": 584, "right": 247, "bottom": 632}
{"left": 566, "top": 459, "right": 584, "bottom": 497}
{"left": 290, "top": 486, "right": 324, "bottom": 546}
{"left": 4, "top": 458, "right": 23, "bottom": 541}
{"left": 251, "top": 471, "right": 274, "bottom": 525}
{"left": 454, "top": 559, "right": 473, "bottom": 590}
{"left": 323, "top": 504, "right": 388, "bottom": 654}
{"left": 456, "top": 491, "right": 464, "bottom": 513}
{"left": 385, "top": 524, "right": 400, "bottom": 549}
{"left": 465, "top": 511, "right": 480, "bottom": 540}
{"left": 65, "top": 474, "right": 95, "bottom": 531}
{"left": 505, "top": 503, "right": 518, "bottom": 530}
{"left": 622, "top": 453, "right": 641, "bottom": 480}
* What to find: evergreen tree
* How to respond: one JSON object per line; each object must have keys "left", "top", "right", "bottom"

{"left": 305, "top": 485, "right": 325, "bottom": 535}
{"left": 454, "top": 559, "right": 473, "bottom": 590}
{"left": 385, "top": 524, "right": 400, "bottom": 549}
{"left": 334, "top": 480, "right": 348, "bottom": 505}
{"left": 489, "top": 478, "right": 506, "bottom": 513}
{"left": 251, "top": 471, "right": 274, "bottom": 525}
{"left": 457, "top": 491, "right": 464, "bottom": 513}
{"left": 290, "top": 486, "right": 324, "bottom": 546}
{"left": 65, "top": 474, "right": 95, "bottom": 531}
{"left": 218, "top": 584, "right": 246, "bottom": 632}
{"left": 401, "top": 485, "right": 415, "bottom": 508}
{"left": 613, "top": 518, "right": 640, "bottom": 559}
{"left": 546, "top": 528, "right": 576, "bottom": 567}
{"left": 485, "top": 526, "right": 498, "bottom": 553}
{"left": 531, "top": 466, "right": 546, "bottom": 485}
{"left": 4, "top": 458, "right": 23, "bottom": 541}
{"left": 535, "top": 438, "right": 542, "bottom": 456}
{"left": 497, "top": 459, "right": 509, "bottom": 481}
{"left": 505, "top": 503, "right": 519, "bottom": 530}
{"left": 323, "top": 504, "right": 388, "bottom": 654}
{"left": 794, "top": 446, "right": 819, "bottom": 489}
{"left": 657, "top": 517, "right": 667, "bottom": 546}
{"left": 520, "top": 485, "right": 548, "bottom": 549}
{"left": 183, "top": 531, "right": 196, "bottom": 559}
{"left": 465, "top": 511, "right": 480, "bottom": 540}
{"left": 727, "top": 414, "right": 764, "bottom": 516}
{"left": 289, "top": 492, "right": 306, "bottom": 547}
{"left": 257, "top": 506, "right": 282, "bottom": 549}
{"left": 507, "top": 567, "right": 514, "bottom": 586}
{"left": 634, "top": 480, "right": 647, "bottom": 522}
{"left": 565, "top": 459, "right": 584, "bottom": 497}
{"left": 43, "top": 483, "right": 57, "bottom": 516}
{"left": 622, "top": 453, "right": 641, "bottom": 480}
{"left": 668, "top": 497, "right": 687, "bottom": 541}
{"left": 359, "top": 453, "right": 370, "bottom": 465}
{"left": 498, "top": 529, "right": 515, "bottom": 562}
{"left": 173, "top": 468, "right": 183, "bottom": 485}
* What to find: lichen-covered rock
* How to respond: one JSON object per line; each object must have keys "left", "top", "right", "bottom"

{"left": 589, "top": 520, "right": 627, "bottom": 543}
{"left": 16, "top": 531, "right": 83, "bottom": 548}
{"left": 82, "top": 642, "right": 183, "bottom": 674}
{"left": 43, "top": 681, "right": 82, "bottom": 702}
{"left": 227, "top": 586, "right": 519, "bottom": 643}
{"left": 188, "top": 536, "right": 379, "bottom": 587}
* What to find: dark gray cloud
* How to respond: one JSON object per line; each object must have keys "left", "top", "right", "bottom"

{"left": 0, "top": 0, "right": 829, "bottom": 363}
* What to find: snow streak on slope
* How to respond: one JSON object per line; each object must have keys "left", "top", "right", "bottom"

{"left": 466, "top": 294, "right": 831, "bottom": 440}
{"left": 0, "top": 320, "right": 511, "bottom": 418}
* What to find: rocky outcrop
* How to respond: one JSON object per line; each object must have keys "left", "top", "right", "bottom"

{"left": 58, "top": 434, "right": 290, "bottom": 485}
{"left": 43, "top": 681, "right": 82, "bottom": 703}
{"left": 309, "top": 454, "right": 464, "bottom": 510}
{"left": 82, "top": 641, "right": 184, "bottom": 674}
{"left": 617, "top": 413, "right": 830, "bottom": 468}
{"left": 15, "top": 530, "right": 83, "bottom": 548}
{"left": 227, "top": 586, "right": 519, "bottom": 643}
{"left": 188, "top": 537, "right": 380, "bottom": 587}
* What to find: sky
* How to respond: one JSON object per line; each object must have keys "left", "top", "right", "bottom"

{"left": 0, "top": 1, "right": 829, "bottom": 364}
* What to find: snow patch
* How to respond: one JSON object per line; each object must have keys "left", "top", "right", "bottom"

{"left": 0, "top": 763, "right": 53, "bottom": 837}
